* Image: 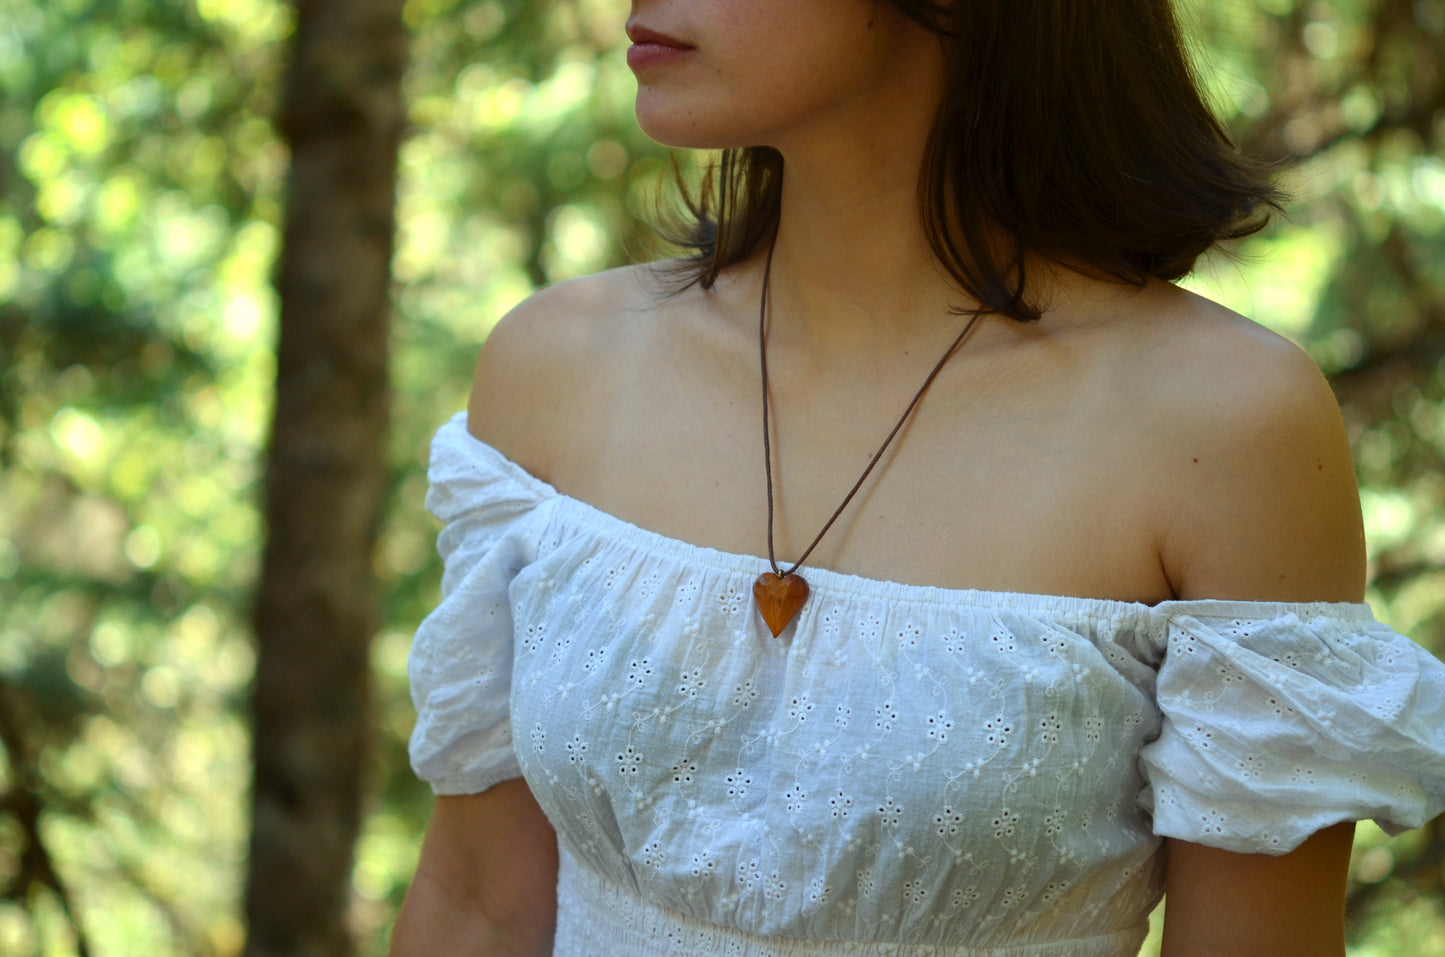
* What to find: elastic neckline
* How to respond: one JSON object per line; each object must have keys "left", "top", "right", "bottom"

{"left": 437, "top": 413, "right": 1376, "bottom": 623}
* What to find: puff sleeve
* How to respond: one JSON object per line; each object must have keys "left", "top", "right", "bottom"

{"left": 407, "top": 413, "right": 551, "bottom": 796}
{"left": 1138, "top": 601, "right": 1445, "bottom": 854}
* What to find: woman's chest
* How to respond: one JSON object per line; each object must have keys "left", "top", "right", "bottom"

{"left": 553, "top": 382, "right": 1174, "bottom": 605}
{"left": 537, "top": 305, "right": 1177, "bottom": 604}
{"left": 504, "top": 548, "right": 1164, "bottom": 934}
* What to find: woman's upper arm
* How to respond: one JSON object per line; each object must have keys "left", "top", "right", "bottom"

{"left": 1150, "top": 328, "right": 1366, "bottom": 953}
{"left": 1156, "top": 332, "right": 1365, "bottom": 605}
{"left": 1161, "top": 822, "right": 1354, "bottom": 957}
{"left": 391, "top": 781, "right": 559, "bottom": 957}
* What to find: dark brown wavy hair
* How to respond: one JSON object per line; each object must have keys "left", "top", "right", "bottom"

{"left": 663, "top": 0, "right": 1282, "bottom": 321}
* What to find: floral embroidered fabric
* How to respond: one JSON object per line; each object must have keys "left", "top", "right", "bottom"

{"left": 408, "top": 412, "right": 1445, "bottom": 956}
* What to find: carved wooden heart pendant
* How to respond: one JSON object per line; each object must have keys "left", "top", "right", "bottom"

{"left": 753, "top": 572, "right": 809, "bottom": 638}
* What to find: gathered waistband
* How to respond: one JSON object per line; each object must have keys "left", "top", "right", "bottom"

{"left": 552, "top": 851, "right": 1145, "bottom": 957}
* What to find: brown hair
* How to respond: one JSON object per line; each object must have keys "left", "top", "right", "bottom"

{"left": 663, "top": 0, "right": 1282, "bottom": 321}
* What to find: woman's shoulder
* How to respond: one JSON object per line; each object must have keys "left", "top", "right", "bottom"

{"left": 1110, "top": 283, "right": 1365, "bottom": 602}
{"left": 1128, "top": 284, "right": 1329, "bottom": 411}
{"left": 1122, "top": 286, "right": 1349, "bottom": 489}
{"left": 464, "top": 262, "right": 693, "bottom": 480}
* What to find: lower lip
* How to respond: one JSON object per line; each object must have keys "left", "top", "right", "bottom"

{"left": 627, "top": 42, "right": 694, "bottom": 70}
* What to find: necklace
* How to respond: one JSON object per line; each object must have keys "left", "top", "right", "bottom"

{"left": 753, "top": 243, "right": 984, "bottom": 637}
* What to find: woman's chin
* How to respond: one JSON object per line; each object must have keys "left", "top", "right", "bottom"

{"left": 633, "top": 100, "right": 754, "bottom": 151}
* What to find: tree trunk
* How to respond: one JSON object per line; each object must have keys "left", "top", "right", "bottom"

{"left": 244, "top": 1, "right": 407, "bottom": 954}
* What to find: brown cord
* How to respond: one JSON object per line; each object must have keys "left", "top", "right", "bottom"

{"left": 760, "top": 240, "right": 984, "bottom": 577}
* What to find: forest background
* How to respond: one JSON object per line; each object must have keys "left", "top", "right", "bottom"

{"left": 1, "top": 0, "right": 1443, "bottom": 954}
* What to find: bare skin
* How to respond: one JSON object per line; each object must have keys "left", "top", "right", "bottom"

{"left": 390, "top": 781, "right": 557, "bottom": 957}
{"left": 392, "top": 2, "right": 1364, "bottom": 954}
{"left": 465, "top": 261, "right": 1364, "bottom": 607}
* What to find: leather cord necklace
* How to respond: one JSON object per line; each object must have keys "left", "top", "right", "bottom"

{"left": 753, "top": 241, "right": 984, "bottom": 637}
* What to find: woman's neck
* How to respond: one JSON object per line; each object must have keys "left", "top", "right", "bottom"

{"left": 754, "top": 163, "right": 974, "bottom": 371}
{"left": 748, "top": 45, "right": 962, "bottom": 360}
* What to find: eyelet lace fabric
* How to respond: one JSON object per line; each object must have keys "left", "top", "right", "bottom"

{"left": 408, "top": 412, "right": 1445, "bottom": 956}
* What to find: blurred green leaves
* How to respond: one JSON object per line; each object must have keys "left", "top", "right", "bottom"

{"left": 0, "top": 0, "right": 287, "bottom": 951}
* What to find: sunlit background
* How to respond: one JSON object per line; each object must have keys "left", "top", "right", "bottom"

{"left": 0, "top": 0, "right": 1441, "bottom": 953}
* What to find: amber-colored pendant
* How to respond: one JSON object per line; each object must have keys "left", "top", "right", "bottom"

{"left": 753, "top": 571, "right": 809, "bottom": 637}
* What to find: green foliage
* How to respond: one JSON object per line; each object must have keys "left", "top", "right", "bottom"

{"left": 0, "top": 0, "right": 287, "bottom": 951}
{"left": 0, "top": 0, "right": 1440, "bottom": 954}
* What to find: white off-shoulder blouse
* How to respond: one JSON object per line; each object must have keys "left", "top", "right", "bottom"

{"left": 408, "top": 411, "right": 1445, "bottom": 957}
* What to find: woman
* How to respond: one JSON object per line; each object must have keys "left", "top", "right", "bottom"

{"left": 391, "top": 2, "right": 1445, "bottom": 955}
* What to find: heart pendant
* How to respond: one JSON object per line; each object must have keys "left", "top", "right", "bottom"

{"left": 753, "top": 572, "right": 810, "bottom": 638}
